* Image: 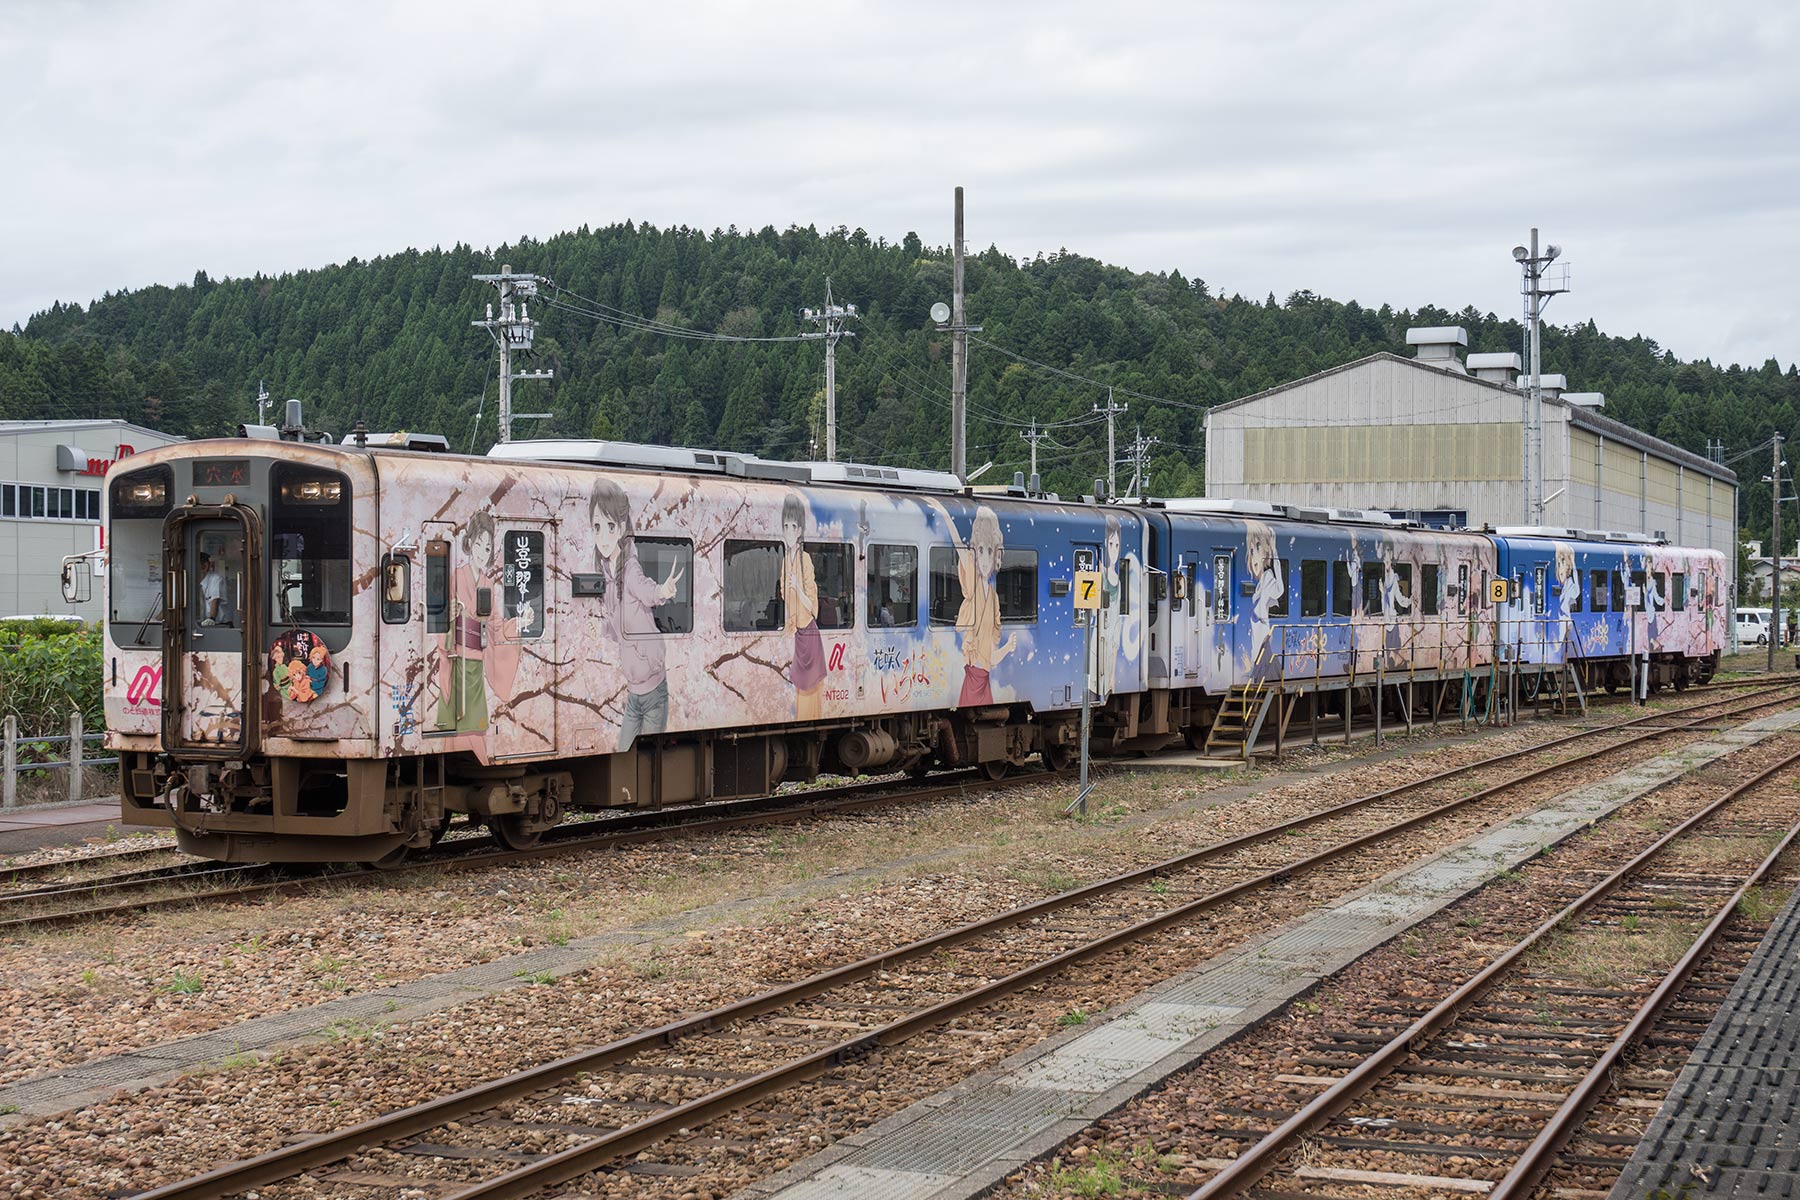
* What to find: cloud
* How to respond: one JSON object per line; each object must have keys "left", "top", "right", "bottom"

{"left": 2, "top": 0, "right": 1794, "bottom": 369}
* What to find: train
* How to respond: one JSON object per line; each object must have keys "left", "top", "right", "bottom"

{"left": 74, "top": 414, "right": 1725, "bottom": 863}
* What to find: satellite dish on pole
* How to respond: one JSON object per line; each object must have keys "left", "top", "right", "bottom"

{"left": 930, "top": 301, "right": 951, "bottom": 325}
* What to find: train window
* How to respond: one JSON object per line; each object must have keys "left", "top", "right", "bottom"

{"left": 1589, "top": 571, "right": 1606, "bottom": 612}
{"left": 998, "top": 549, "right": 1038, "bottom": 623}
{"left": 633, "top": 538, "right": 694, "bottom": 634}
{"left": 724, "top": 540, "right": 783, "bottom": 632}
{"left": 381, "top": 553, "right": 410, "bottom": 625}
{"left": 1332, "top": 561, "right": 1353, "bottom": 617}
{"left": 929, "top": 546, "right": 962, "bottom": 626}
{"left": 1629, "top": 570, "right": 1647, "bottom": 611}
{"left": 1267, "top": 560, "right": 1291, "bottom": 617}
{"left": 1610, "top": 570, "right": 1628, "bottom": 613}
{"left": 1185, "top": 562, "right": 1199, "bottom": 618}
{"left": 1420, "top": 564, "right": 1439, "bottom": 617}
{"left": 269, "top": 464, "right": 352, "bottom": 626}
{"left": 1362, "top": 560, "right": 1384, "bottom": 615}
{"left": 805, "top": 543, "right": 856, "bottom": 631}
{"left": 868, "top": 544, "right": 918, "bottom": 628}
{"left": 501, "top": 531, "right": 545, "bottom": 639}
{"left": 425, "top": 540, "right": 450, "bottom": 634}
{"left": 1300, "top": 560, "right": 1327, "bottom": 617}
{"left": 1672, "top": 572, "right": 1687, "bottom": 612}
{"left": 1120, "top": 556, "right": 1134, "bottom": 617}
{"left": 1653, "top": 572, "right": 1668, "bottom": 612}
{"left": 107, "top": 466, "right": 174, "bottom": 630}
{"left": 1394, "top": 563, "right": 1413, "bottom": 613}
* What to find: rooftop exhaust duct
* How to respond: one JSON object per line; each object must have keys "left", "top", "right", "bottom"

{"left": 1467, "top": 352, "right": 1522, "bottom": 387}
{"left": 1405, "top": 326, "right": 1469, "bottom": 373}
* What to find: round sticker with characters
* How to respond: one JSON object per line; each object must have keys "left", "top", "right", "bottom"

{"left": 270, "top": 630, "right": 331, "bottom": 703}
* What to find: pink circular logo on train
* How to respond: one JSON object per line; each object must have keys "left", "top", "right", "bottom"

{"left": 270, "top": 630, "right": 331, "bottom": 703}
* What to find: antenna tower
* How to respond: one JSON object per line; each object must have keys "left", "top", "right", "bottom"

{"left": 472, "top": 264, "right": 555, "bottom": 444}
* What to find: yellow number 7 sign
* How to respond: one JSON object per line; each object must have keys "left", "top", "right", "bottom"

{"left": 1073, "top": 571, "right": 1101, "bottom": 610}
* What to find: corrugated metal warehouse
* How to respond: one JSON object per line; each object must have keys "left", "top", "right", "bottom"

{"left": 1203, "top": 326, "right": 1738, "bottom": 592}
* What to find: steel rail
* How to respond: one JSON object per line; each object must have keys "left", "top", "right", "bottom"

{"left": 1487, "top": 776, "right": 1800, "bottom": 1200}
{"left": 1185, "top": 745, "right": 1800, "bottom": 1200}
{"left": 132, "top": 682, "right": 1800, "bottom": 1199}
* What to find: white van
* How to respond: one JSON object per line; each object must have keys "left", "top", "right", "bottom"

{"left": 1737, "top": 608, "right": 1773, "bottom": 645}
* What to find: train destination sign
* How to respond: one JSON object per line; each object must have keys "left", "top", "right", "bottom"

{"left": 194, "top": 458, "right": 252, "bottom": 487}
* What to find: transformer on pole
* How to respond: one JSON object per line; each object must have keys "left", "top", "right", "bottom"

{"left": 473, "top": 264, "right": 555, "bottom": 444}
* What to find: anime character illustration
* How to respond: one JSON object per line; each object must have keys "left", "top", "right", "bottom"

{"left": 269, "top": 641, "right": 293, "bottom": 700}
{"left": 1643, "top": 555, "right": 1666, "bottom": 643}
{"left": 1554, "top": 542, "right": 1580, "bottom": 658}
{"left": 1097, "top": 516, "right": 1124, "bottom": 698}
{"left": 782, "top": 492, "right": 824, "bottom": 720}
{"left": 591, "top": 479, "right": 684, "bottom": 751}
{"left": 270, "top": 630, "right": 329, "bottom": 704}
{"left": 953, "top": 505, "right": 1018, "bottom": 707}
{"left": 1379, "top": 542, "right": 1413, "bottom": 668}
{"left": 1245, "top": 521, "right": 1284, "bottom": 677}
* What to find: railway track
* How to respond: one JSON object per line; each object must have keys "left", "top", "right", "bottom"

{"left": 131, "top": 681, "right": 1800, "bottom": 1199}
{"left": 1183, "top": 741, "right": 1800, "bottom": 1199}
{"left": 0, "top": 766, "right": 1052, "bottom": 931}
{"left": 5, "top": 679, "right": 1793, "bottom": 935}
{"left": 2, "top": 674, "right": 1782, "bottom": 931}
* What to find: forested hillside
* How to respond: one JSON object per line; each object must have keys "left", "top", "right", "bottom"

{"left": 4, "top": 221, "right": 1796, "bottom": 536}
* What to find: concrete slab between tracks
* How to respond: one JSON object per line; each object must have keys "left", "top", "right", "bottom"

{"left": 737, "top": 706, "right": 1800, "bottom": 1200}
{"left": 1607, "top": 854, "right": 1800, "bottom": 1199}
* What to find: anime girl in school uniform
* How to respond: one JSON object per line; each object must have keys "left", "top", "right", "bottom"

{"left": 1245, "top": 521, "right": 1284, "bottom": 678}
{"left": 782, "top": 492, "right": 825, "bottom": 720}
{"left": 954, "top": 506, "right": 1018, "bottom": 707}
{"left": 590, "top": 478, "right": 685, "bottom": 751}
{"left": 434, "top": 510, "right": 525, "bottom": 734}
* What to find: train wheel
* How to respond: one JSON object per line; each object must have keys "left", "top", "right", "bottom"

{"left": 370, "top": 844, "right": 412, "bottom": 871}
{"left": 1042, "top": 744, "right": 1077, "bottom": 772}
{"left": 488, "top": 814, "right": 543, "bottom": 851}
{"left": 979, "top": 759, "right": 1011, "bottom": 782}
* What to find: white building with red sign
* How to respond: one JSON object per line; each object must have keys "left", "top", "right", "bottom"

{"left": 0, "top": 419, "right": 183, "bottom": 620}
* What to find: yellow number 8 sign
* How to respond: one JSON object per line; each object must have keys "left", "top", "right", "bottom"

{"left": 1074, "top": 571, "right": 1102, "bottom": 610}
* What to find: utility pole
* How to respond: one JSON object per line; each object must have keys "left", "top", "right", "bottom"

{"left": 951, "top": 187, "right": 968, "bottom": 480}
{"left": 254, "top": 380, "right": 271, "bottom": 426}
{"left": 1772, "top": 433, "right": 1785, "bottom": 674}
{"left": 932, "top": 187, "right": 982, "bottom": 482}
{"left": 1124, "top": 424, "right": 1159, "bottom": 499}
{"left": 1512, "top": 230, "right": 1569, "bottom": 523}
{"left": 1020, "top": 420, "right": 1049, "bottom": 483}
{"left": 472, "top": 264, "right": 555, "bottom": 444}
{"left": 1094, "top": 389, "right": 1128, "bottom": 497}
{"left": 800, "top": 279, "right": 858, "bottom": 461}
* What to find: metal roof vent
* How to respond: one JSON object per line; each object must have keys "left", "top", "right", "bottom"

{"left": 1405, "top": 326, "right": 1469, "bottom": 373}
{"left": 1467, "top": 352, "right": 1522, "bottom": 386}
{"left": 1562, "top": 391, "right": 1605, "bottom": 408}
{"left": 1524, "top": 374, "right": 1568, "bottom": 402}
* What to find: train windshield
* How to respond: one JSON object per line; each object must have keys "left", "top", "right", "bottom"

{"left": 269, "top": 465, "right": 353, "bottom": 626}
{"left": 108, "top": 466, "right": 173, "bottom": 636}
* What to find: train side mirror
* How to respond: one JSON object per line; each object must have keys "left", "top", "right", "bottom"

{"left": 60, "top": 558, "right": 92, "bottom": 604}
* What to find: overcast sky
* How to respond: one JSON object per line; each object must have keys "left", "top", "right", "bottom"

{"left": 4, "top": 1, "right": 1794, "bottom": 370}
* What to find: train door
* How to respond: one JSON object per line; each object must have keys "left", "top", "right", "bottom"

{"left": 423, "top": 523, "right": 463, "bottom": 738}
{"left": 491, "top": 521, "right": 558, "bottom": 759}
{"left": 1172, "top": 552, "right": 1202, "bottom": 683}
{"left": 1074, "top": 543, "right": 1103, "bottom": 699}
{"left": 166, "top": 511, "right": 257, "bottom": 753}
{"left": 1211, "top": 548, "right": 1237, "bottom": 681}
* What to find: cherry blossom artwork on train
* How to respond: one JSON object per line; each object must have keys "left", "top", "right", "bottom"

{"left": 87, "top": 422, "right": 1725, "bottom": 864}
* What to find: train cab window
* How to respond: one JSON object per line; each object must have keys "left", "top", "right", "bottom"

{"left": 868, "top": 544, "right": 918, "bottom": 628}
{"left": 1331, "top": 561, "right": 1353, "bottom": 618}
{"left": 1267, "top": 560, "right": 1291, "bottom": 617}
{"left": 1672, "top": 572, "right": 1687, "bottom": 612}
{"left": 1590, "top": 570, "right": 1608, "bottom": 612}
{"left": 1362, "top": 560, "right": 1385, "bottom": 616}
{"left": 1421, "top": 564, "right": 1440, "bottom": 616}
{"left": 998, "top": 549, "right": 1038, "bottom": 622}
{"left": 107, "top": 466, "right": 174, "bottom": 632}
{"left": 633, "top": 537, "right": 693, "bottom": 633}
{"left": 802, "top": 543, "right": 855, "bottom": 631}
{"left": 724, "top": 540, "right": 783, "bottom": 632}
{"left": 500, "top": 530, "right": 546, "bottom": 639}
{"left": 1629, "top": 570, "right": 1647, "bottom": 611}
{"left": 269, "top": 465, "right": 352, "bottom": 626}
{"left": 1300, "top": 559, "right": 1327, "bottom": 618}
{"left": 1611, "top": 570, "right": 1628, "bottom": 613}
{"left": 929, "top": 547, "right": 962, "bottom": 626}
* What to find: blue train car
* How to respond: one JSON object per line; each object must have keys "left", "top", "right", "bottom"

{"left": 1493, "top": 528, "right": 1724, "bottom": 690}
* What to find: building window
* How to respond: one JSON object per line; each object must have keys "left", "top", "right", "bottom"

{"left": 2, "top": 481, "right": 106, "bottom": 522}
{"left": 1, "top": 485, "right": 12, "bottom": 517}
